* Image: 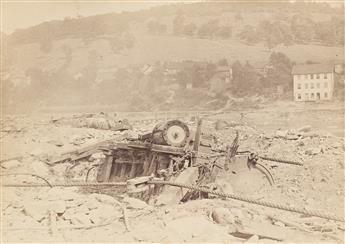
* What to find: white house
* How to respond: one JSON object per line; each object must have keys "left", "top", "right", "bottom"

{"left": 292, "top": 63, "right": 334, "bottom": 102}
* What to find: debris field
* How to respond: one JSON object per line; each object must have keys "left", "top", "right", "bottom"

{"left": 1, "top": 107, "right": 344, "bottom": 243}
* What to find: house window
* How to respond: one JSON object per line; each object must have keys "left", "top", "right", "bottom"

{"left": 311, "top": 74, "right": 314, "bottom": 79}
{"left": 305, "top": 83, "right": 308, "bottom": 89}
{"left": 305, "top": 93, "right": 309, "bottom": 100}
{"left": 316, "top": 74, "right": 320, "bottom": 79}
{"left": 324, "top": 73, "right": 327, "bottom": 79}
{"left": 305, "top": 74, "right": 309, "bottom": 79}
{"left": 324, "top": 92, "right": 328, "bottom": 98}
{"left": 297, "top": 83, "right": 301, "bottom": 89}
{"left": 316, "top": 83, "right": 320, "bottom": 88}
{"left": 311, "top": 93, "right": 315, "bottom": 99}
{"left": 297, "top": 94, "right": 301, "bottom": 100}
{"left": 324, "top": 82, "right": 328, "bottom": 88}
{"left": 310, "top": 82, "right": 314, "bottom": 89}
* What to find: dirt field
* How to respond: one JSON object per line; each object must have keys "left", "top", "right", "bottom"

{"left": 1, "top": 101, "right": 344, "bottom": 243}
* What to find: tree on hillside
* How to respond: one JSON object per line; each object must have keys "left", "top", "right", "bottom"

{"left": 290, "top": 14, "right": 315, "bottom": 43}
{"left": 173, "top": 14, "right": 185, "bottom": 35}
{"left": 216, "top": 26, "right": 232, "bottom": 39}
{"left": 231, "top": 60, "right": 244, "bottom": 92}
{"left": 242, "top": 61, "right": 260, "bottom": 92}
{"left": 238, "top": 25, "right": 258, "bottom": 44}
{"left": 182, "top": 23, "right": 197, "bottom": 36}
{"left": 217, "top": 58, "right": 228, "bottom": 66}
{"left": 197, "top": 19, "right": 220, "bottom": 38}
{"left": 265, "top": 52, "right": 293, "bottom": 90}
{"left": 147, "top": 20, "right": 167, "bottom": 35}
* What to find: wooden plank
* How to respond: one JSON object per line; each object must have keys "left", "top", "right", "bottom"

{"left": 142, "top": 154, "right": 153, "bottom": 176}
{"left": 192, "top": 118, "right": 202, "bottom": 166}
{"left": 96, "top": 155, "right": 113, "bottom": 182}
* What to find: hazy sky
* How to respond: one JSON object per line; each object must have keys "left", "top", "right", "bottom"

{"left": 1, "top": 1, "right": 188, "bottom": 34}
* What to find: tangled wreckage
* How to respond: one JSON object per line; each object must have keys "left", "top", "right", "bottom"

{"left": 2, "top": 118, "right": 343, "bottom": 223}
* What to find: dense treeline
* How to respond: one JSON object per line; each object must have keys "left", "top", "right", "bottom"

{"left": 238, "top": 14, "right": 344, "bottom": 47}
{"left": 7, "top": 1, "right": 343, "bottom": 48}
{"left": 3, "top": 52, "right": 295, "bottom": 111}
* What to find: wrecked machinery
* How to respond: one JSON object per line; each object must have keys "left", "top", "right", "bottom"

{"left": 3, "top": 118, "right": 344, "bottom": 223}
{"left": 49, "top": 118, "right": 301, "bottom": 200}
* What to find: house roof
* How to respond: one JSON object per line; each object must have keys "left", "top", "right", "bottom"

{"left": 291, "top": 63, "right": 334, "bottom": 75}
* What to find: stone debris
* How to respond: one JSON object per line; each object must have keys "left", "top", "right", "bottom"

{"left": 1, "top": 159, "right": 22, "bottom": 170}
{"left": 297, "top": 125, "right": 312, "bottom": 133}
{"left": 123, "top": 197, "right": 149, "bottom": 209}
{"left": 1, "top": 111, "right": 344, "bottom": 243}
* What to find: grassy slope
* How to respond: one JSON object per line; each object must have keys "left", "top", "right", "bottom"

{"left": 7, "top": 33, "right": 343, "bottom": 80}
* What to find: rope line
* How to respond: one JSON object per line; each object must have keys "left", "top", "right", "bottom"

{"left": 2, "top": 181, "right": 127, "bottom": 187}
{"left": 148, "top": 180, "right": 344, "bottom": 222}
{"left": 2, "top": 179, "right": 342, "bottom": 222}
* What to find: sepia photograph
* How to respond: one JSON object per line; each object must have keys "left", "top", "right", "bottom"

{"left": 0, "top": 0, "right": 344, "bottom": 243}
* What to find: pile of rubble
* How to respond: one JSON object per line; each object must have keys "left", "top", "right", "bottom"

{"left": 1, "top": 114, "right": 344, "bottom": 242}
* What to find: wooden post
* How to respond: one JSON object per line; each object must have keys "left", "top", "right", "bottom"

{"left": 97, "top": 151, "right": 113, "bottom": 182}
{"left": 192, "top": 118, "right": 202, "bottom": 166}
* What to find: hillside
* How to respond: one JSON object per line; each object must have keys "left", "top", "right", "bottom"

{"left": 2, "top": 1, "right": 344, "bottom": 112}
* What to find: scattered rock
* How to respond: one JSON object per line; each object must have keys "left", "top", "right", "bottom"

{"left": 211, "top": 207, "right": 236, "bottom": 225}
{"left": 23, "top": 201, "right": 49, "bottom": 222}
{"left": 48, "top": 139, "right": 64, "bottom": 147}
{"left": 89, "top": 152, "right": 105, "bottom": 161}
{"left": 71, "top": 214, "right": 92, "bottom": 225}
{"left": 305, "top": 147, "right": 323, "bottom": 155}
{"left": 155, "top": 167, "right": 199, "bottom": 205}
{"left": 286, "top": 134, "right": 299, "bottom": 140}
{"left": 246, "top": 234, "right": 259, "bottom": 242}
{"left": 298, "top": 125, "right": 312, "bottom": 133}
{"left": 88, "top": 205, "right": 121, "bottom": 224}
{"left": 31, "top": 160, "right": 52, "bottom": 177}
{"left": 29, "top": 149, "right": 45, "bottom": 156}
{"left": 1, "top": 159, "right": 21, "bottom": 169}
{"left": 273, "top": 221, "right": 285, "bottom": 227}
{"left": 164, "top": 216, "right": 231, "bottom": 242}
{"left": 50, "top": 200, "right": 66, "bottom": 214}
{"left": 91, "top": 193, "right": 118, "bottom": 205}
{"left": 123, "top": 197, "right": 148, "bottom": 209}
{"left": 275, "top": 130, "right": 288, "bottom": 138}
{"left": 215, "top": 120, "right": 229, "bottom": 130}
{"left": 69, "top": 135, "right": 86, "bottom": 146}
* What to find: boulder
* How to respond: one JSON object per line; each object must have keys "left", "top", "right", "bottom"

{"left": 48, "top": 140, "right": 64, "bottom": 147}
{"left": 71, "top": 214, "right": 92, "bottom": 225}
{"left": 53, "top": 200, "right": 66, "bottom": 214}
{"left": 246, "top": 235, "right": 259, "bottom": 242}
{"left": 88, "top": 205, "right": 121, "bottom": 225}
{"left": 91, "top": 193, "right": 118, "bottom": 205}
{"left": 31, "top": 161, "right": 51, "bottom": 177}
{"left": 84, "top": 198, "right": 101, "bottom": 210}
{"left": 164, "top": 216, "right": 232, "bottom": 242}
{"left": 1, "top": 160, "right": 21, "bottom": 170}
{"left": 211, "top": 207, "right": 236, "bottom": 225}
{"left": 23, "top": 201, "right": 49, "bottom": 222}
{"left": 275, "top": 130, "right": 288, "bottom": 138}
{"left": 89, "top": 152, "right": 105, "bottom": 161}
{"left": 155, "top": 167, "right": 199, "bottom": 205}
{"left": 297, "top": 125, "right": 312, "bottom": 133}
{"left": 305, "top": 147, "right": 323, "bottom": 155}
{"left": 123, "top": 197, "right": 148, "bottom": 209}
{"left": 215, "top": 120, "right": 229, "bottom": 130}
